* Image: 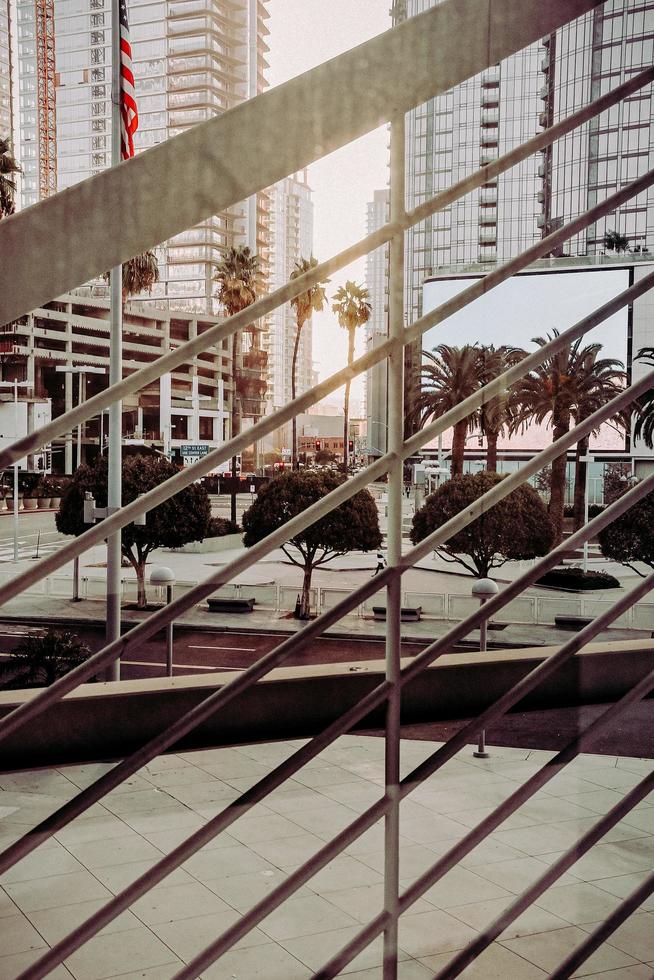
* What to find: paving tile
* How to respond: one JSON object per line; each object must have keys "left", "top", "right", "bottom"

{"left": 397, "top": 908, "right": 478, "bottom": 957}
{"left": 256, "top": 785, "right": 335, "bottom": 815}
{"left": 282, "top": 802, "right": 361, "bottom": 839}
{"left": 128, "top": 880, "right": 233, "bottom": 925}
{"left": 4, "top": 870, "right": 113, "bottom": 913}
{"left": 418, "top": 865, "right": 513, "bottom": 910}
{"left": 580, "top": 769, "right": 652, "bottom": 792}
{"left": 93, "top": 964, "right": 182, "bottom": 980}
{"left": 535, "top": 881, "right": 628, "bottom": 925}
{"left": 358, "top": 842, "right": 448, "bottom": 879}
{"left": 138, "top": 766, "right": 213, "bottom": 789}
{"left": 398, "top": 812, "right": 470, "bottom": 845}
{"left": 64, "top": 834, "right": 164, "bottom": 870}
{"left": 576, "top": 967, "right": 654, "bottom": 979}
{"left": 303, "top": 854, "right": 383, "bottom": 894}
{"left": 281, "top": 926, "right": 408, "bottom": 974}
{"left": 592, "top": 871, "right": 654, "bottom": 911}
{"left": 26, "top": 899, "right": 138, "bottom": 943}
{"left": 158, "top": 781, "right": 239, "bottom": 810}
{"left": 0, "top": 844, "right": 85, "bottom": 884}
{"left": 322, "top": 881, "right": 434, "bottom": 923}
{"left": 141, "top": 825, "right": 236, "bottom": 855}
{"left": 227, "top": 813, "right": 306, "bottom": 845}
{"left": 0, "top": 948, "right": 73, "bottom": 979}
{"left": 619, "top": 808, "right": 654, "bottom": 836}
{"left": 259, "top": 893, "right": 359, "bottom": 941}
{"left": 553, "top": 839, "right": 654, "bottom": 882}
{"left": 342, "top": 962, "right": 433, "bottom": 980}
{"left": 247, "top": 832, "right": 326, "bottom": 870}
{"left": 446, "top": 895, "right": 570, "bottom": 939}
{"left": 581, "top": 911, "right": 654, "bottom": 963}
{"left": 560, "top": 790, "right": 635, "bottom": 816}
{"left": 473, "top": 855, "right": 580, "bottom": 895}
{"left": 199, "top": 941, "right": 311, "bottom": 979}
{"left": 151, "top": 908, "right": 268, "bottom": 959}
{"left": 0, "top": 888, "right": 18, "bottom": 918}
{"left": 119, "top": 807, "right": 206, "bottom": 836}
{"left": 494, "top": 818, "right": 645, "bottom": 858}
{"left": 63, "top": 925, "right": 178, "bottom": 980}
{"left": 291, "top": 766, "right": 364, "bottom": 789}
{"left": 182, "top": 843, "right": 278, "bottom": 882}
{"left": 93, "top": 858, "right": 193, "bottom": 895}
{"left": 421, "top": 943, "right": 549, "bottom": 978}
{"left": 501, "top": 925, "right": 639, "bottom": 975}
{"left": 100, "top": 789, "right": 181, "bottom": 816}
{"left": 54, "top": 815, "right": 136, "bottom": 847}
{"left": 0, "top": 912, "right": 48, "bottom": 956}
{"left": 458, "top": 835, "right": 530, "bottom": 868}
{"left": 0, "top": 771, "right": 79, "bottom": 798}
{"left": 204, "top": 867, "right": 314, "bottom": 913}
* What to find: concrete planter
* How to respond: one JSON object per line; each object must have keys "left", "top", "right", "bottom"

{"left": 37, "top": 497, "right": 52, "bottom": 509}
{"left": 166, "top": 532, "right": 243, "bottom": 554}
{"left": 50, "top": 497, "right": 62, "bottom": 510}
{"left": 23, "top": 498, "right": 38, "bottom": 511}
{"left": 0, "top": 498, "right": 6, "bottom": 512}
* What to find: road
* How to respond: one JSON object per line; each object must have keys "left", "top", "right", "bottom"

{"left": 0, "top": 621, "right": 426, "bottom": 681}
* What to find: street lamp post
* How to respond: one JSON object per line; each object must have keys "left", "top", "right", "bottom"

{"left": 580, "top": 454, "right": 595, "bottom": 574}
{"left": 0, "top": 379, "right": 30, "bottom": 562}
{"left": 472, "top": 577, "right": 499, "bottom": 759}
{"left": 149, "top": 567, "right": 176, "bottom": 676}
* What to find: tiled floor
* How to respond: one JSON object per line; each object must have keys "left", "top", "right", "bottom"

{"left": 0, "top": 736, "right": 652, "bottom": 979}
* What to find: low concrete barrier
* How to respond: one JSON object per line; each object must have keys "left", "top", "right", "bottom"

{"left": 1, "top": 639, "right": 652, "bottom": 770}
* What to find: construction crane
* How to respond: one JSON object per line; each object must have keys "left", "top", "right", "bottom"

{"left": 35, "top": 0, "right": 56, "bottom": 198}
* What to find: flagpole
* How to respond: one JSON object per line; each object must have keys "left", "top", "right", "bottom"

{"left": 106, "top": 0, "right": 123, "bottom": 680}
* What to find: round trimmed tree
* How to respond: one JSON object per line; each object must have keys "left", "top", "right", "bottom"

{"left": 598, "top": 488, "right": 654, "bottom": 576}
{"left": 242, "top": 470, "right": 382, "bottom": 618}
{"left": 410, "top": 472, "right": 554, "bottom": 577}
{"left": 56, "top": 454, "right": 211, "bottom": 608}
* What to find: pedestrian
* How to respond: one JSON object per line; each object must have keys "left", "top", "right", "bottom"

{"left": 373, "top": 551, "right": 386, "bottom": 576}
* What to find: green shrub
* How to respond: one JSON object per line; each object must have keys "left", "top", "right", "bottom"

{"left": 536, "top": 567, "right": 621, "bottom": 591}
{"left": 206, "top": 517, "right": 240, "bottom": 537}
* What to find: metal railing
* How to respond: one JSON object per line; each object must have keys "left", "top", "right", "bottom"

{"left": 1, "top": 1, "right": 653, "bottom": 977}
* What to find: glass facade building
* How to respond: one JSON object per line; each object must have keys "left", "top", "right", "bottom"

{"left": 15, "top": 0, "right": 270, "bottom": 313}
{"left": 0, "top": 0, "right": 11, "bottom": 140}
{"left": 267, "top": 171, "right": 314, "bottom": 426}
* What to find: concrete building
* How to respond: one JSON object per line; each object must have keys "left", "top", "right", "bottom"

{"left": 267, "top": 170, "right": 314, "bottom": 418}
{"left": 392, "top": 0, "right": 654, "bottom": 425}
{"left": 15, "top": 0, "right": 271, "bottom": 314}
{"left": 364, "top": 188, "right": 389, "bottom": 456}
{"left": 0, "top": 293, "right": 231, "bottom": 473}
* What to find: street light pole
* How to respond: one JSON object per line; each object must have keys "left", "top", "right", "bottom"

{"left": 150, "top": 567, "right": 176, "bottom": 676}
{"left": 0, "top": 379, "right": 30, "bottom": 562}
{"left": 472, "top": 578, "right": 499, "bottom": 759}
{"left": 580, "top": 454, "right": 594, "bottom": 574}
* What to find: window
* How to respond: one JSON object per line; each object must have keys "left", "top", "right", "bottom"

{"left": 91, "top": 68, "right": 105, "bottom": 81}
{"left": 92, "top": 135, "right": 106, "bottom": 148}
{"left": 91, "top": 85, "right": 105, "bottom": 98}
{"left": 91, "top": 118, "right": 106, "bottom": 131}
{"left": 90, "top": 31, "right": 104, "bottom": 44}
{"left": 90, "top": 13, "right": 104, "bottom": 26}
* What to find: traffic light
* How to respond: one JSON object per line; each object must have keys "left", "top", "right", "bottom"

{"left": 315, "top": 439, "right": 321, "bottom": 452}
{"left": 348, "top": 439, "right": 354, "bottom": 453}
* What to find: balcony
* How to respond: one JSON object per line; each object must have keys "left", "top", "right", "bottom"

{"left": 479, "top": 206, "right": 497, "bottom": 224}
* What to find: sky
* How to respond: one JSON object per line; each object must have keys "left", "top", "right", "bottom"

{"left": 266, "top": 0, "right": 391, "bottom": 408}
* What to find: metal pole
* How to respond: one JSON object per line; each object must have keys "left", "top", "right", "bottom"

{"left": 12, "top": 381, "right": 18, "bottom": 562}
{"left": 582, "top": 455, "right": 593, "bottom": 574}
{"left": 474, "top": 594, "right": 490, "bottom": 759}
{"left": 166, "top": 583, "right": 174, "bottom": 677}
{"left": 106, "top": 0, "right": 123, "bottom": 681}
{"left": 76, "top": 372, "right": 83, "bottom": 469}
{"left": 383, "top": 111, "right": 405, "bottom": 980}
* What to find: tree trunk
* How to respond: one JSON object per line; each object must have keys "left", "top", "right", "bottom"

{"left": 291, "top": 319, "right": 303, "bottom": 470}
{"left": 299, "top": 562, "right": 313, "bottom": 619}
{"left": 486, "top": 430, "right": 499, "bottom": 472}
{"left": 450, "top": 420, "right": 467, "bottom": 476}
{"left": 231, "top": 331, "right": 240, "bottom": 523}
{"left": 135, "top": 560, "right": 148, "bottom": 609}
{"left": 573, "top": 434, "right": 589, "bottom": 531}
{"left": 343, "top": 328, "right": 355, "bottom": 472}
{"left": 548, "top": 421, "right": 569, "bottom": 545}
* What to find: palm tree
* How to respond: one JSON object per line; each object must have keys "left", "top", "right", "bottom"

{"left": 477, "top": 345, "right": 527, "bottom": 471}
{"left": 0, "top": 137, "right": 20, "bottom": 219}
{"left": 215, "top": 245, "right": 259, "bottom": 522}
{"left": 632, "top": 348, "right": 654, "bottom": 450}
{"left": 571, "top": 350, "right": 625, "bottom": 530}
{"left": 289, "top": 256, "right": 329, "bottom": 469}
{"left": 511, "top": 331, "right": 624, "bottom": 543}
{"left": 121, "top": 250, "right": 160, "bottom": 300}
{"left": 414, "top": 345, "right": 481, "bottom": 476}
{"left": 332, "top": 281, "right": 371, "bottom": 471}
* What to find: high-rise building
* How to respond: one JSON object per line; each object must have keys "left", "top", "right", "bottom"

{"left": 393, "top": 0, "right": 654, "bottom": 426}
{"left": 364, "top": 188, "right": 389, "bottom": 457}
{"left": 0, "top": 0, "right": 12, "bottom": 140}
{"left": 266, "top": 170, "right": 314, "bottom": 445}
{"left": 15, "top": 0, "right": 271, "bottom": 314}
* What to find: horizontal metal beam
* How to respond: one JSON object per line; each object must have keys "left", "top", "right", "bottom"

{"left": 0, "top": 0, "right": 601, "bottom": 326}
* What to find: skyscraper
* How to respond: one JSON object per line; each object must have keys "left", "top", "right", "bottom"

{"left": 392, "top": 0, "right": 654, "bottom": 427}
{"left": 0, "top": 0, "right": 11, "bottom": 140}
{"left": 15, "top": 0, "right": 271, "bottom": 313}
{"left": 266, "top": 170, "right": 314, "bottom": 446}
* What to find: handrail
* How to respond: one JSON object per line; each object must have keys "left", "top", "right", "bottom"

{"left": 0, "top": 179, "right": 651, "bottom": 619}
{"left": 0, "top": 0, "right": 602, "bottom": 326}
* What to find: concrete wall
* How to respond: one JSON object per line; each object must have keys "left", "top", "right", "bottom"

{"left": 1, "top": 638, "right": 652, "bottom": 771}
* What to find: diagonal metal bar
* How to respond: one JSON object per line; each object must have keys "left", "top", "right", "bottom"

{"left": 434, "top": 771, "right": 654, "bottom": 979}
{"left": 2, "top": 162, "right": 651, "bottom": 477}
{"left": 0, "top": 455, "right": 392, "bottom": 745}
{"left": 8, "top": 458, "right": 654, "bottom": 974}
{"left": 0, "top": 565, "right": 395, "bottom": 875}
{"left": 548, "top": 870, "right": 654, "bottom": 980}
{"left": 0, "top": 0, "right": 602, "bottom": 327}
{"left": 313, "top": 662, "right": 654, "bottom": 980}
{"left": 0, "top": 249, "right": 651, "bottom": 630}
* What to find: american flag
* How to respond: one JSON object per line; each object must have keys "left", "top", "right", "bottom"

{"left": 119, "top": 0, "right": 138, "bottom": 159}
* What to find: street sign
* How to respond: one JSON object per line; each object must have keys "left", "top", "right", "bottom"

{"left": 180, "top": 444, "right": 210, "bottom": 457}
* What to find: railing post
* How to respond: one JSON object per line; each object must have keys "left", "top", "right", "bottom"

{"left": 383, "top": 110, "right": 405, "bottom": 980}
